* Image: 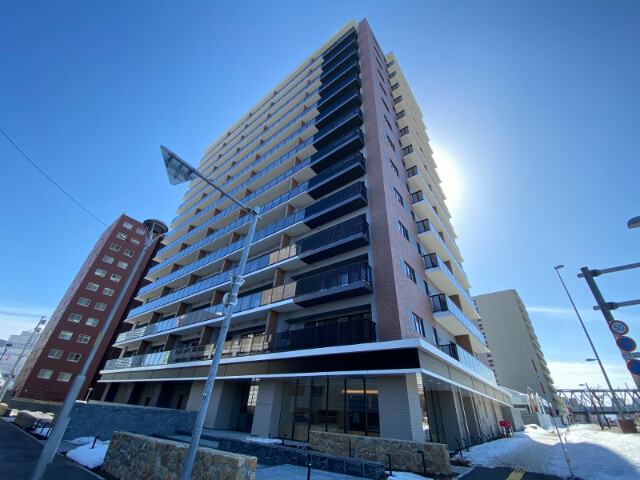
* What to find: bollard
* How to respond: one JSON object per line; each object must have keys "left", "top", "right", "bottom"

{"left": 306, "top": 461, "right": 311, "bottom": 480}
{"left": 387, "top": 451, "right": 393, "bottom": 476}
{"left": 418, "top": 451, "right": 426, "bottom": 474}
{"left": 91, "top": 436, "right": 101, "bottom": 449}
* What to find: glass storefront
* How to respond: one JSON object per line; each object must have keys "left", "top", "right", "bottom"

{"left": 279, "top": 375, "right": 380, "bottom": 441}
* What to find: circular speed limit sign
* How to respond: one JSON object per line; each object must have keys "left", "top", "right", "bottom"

{"left": 609, "top": 320, "right": 629, "bottom": 336}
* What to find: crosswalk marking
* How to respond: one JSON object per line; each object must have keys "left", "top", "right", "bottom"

{"left": 505, "top": 467, "right": 526, "bottom": 480}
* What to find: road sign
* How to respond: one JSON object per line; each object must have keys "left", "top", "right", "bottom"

{"left": 616, "top": 336, "right": 637, "bottom": 352}
{"left": 628, "top": 359, "right": 640, "bottom": 376}
{"left": 609, "top": 320, "right": 629, "bottom": 336}
{"left": 622, "top": 352, "right": 640, "bottom": 360}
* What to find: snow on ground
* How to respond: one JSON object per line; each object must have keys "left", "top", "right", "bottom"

{"left": 65, "top": 439, "right": 110, "bottom": 469}
{"left": 246, "top": 437, "right": 283, "bottom": 444}
{"left": 390, "top": 473, "right": 433, "bottom": 479}
{"left": 463, "top": 423, "right": 640, "bottom": 480}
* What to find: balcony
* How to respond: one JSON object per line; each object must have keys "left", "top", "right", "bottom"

{"left": 416, "top": 219, "right": 470, "bottom": 291}
{"left": 307, "top": 152, "right": 365, "bottom": 199}
{"left": 294, "top": 261, "right": 373, "bottom": 307}
{"left": 316, "top": 89, "right": 362, "bottom": 127}
{"left": 423, "top": 253, "right": 476, "bottom": 319}
{"left": 312, "top": 107, "right": 363, "bottom": 150}
{"left": 303, "top": 181, "right": 367, "bottom": 229}
{"left": 298, "top": 215, "right": 369, "bottom": 264}
{"left": 430, "top": 294, "right": 488, "bottom": 353}
{"left": 103, "top": 318, "right": 377, "bottom": 372}
{"left": 308, "top": 128, "right": 364, "bottom": 173}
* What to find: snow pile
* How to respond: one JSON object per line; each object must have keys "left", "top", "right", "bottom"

{"left": 389, "top": 473, "right": 433, "bottom": 479}
{"left": 463, "top": 423, "right": 640, "bottom": 479}
{"left": 65, "top": 439, "right": 110, "bottom": 470}
{"left": 246, "top": 437, "right": 283, "bottom": 444}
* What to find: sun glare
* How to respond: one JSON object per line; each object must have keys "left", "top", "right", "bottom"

{"left": 431, "top": 144, "right": 463, "bottom": 219}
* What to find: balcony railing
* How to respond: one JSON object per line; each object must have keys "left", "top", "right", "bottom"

{"left": 437, "top": 344, "right": 495, "bottom": 384}
{"left": 438, "top": 343, "right": 459, "bottom": 361}
{"left": 423, "top": 254, "right": 475, "bottom": 309}
{"left": 295, "top": 261, "right": 372, "bottom": 297}
{"left": 104, "top": 318, "right": 376, "bottom": 371}
{"left": 431, "top": 294, "right": 486, "bottom": 347}
{"left": 416, "top": 219, "right": 467, "bottom": 283}
{"left": 298, "top": 215, "right": 368, "bottom": 256}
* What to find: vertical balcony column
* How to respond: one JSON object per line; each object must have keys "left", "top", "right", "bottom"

{"left": 284, "top": 202, "right": 295, "bottom": 217}
{"left": 199, "top": 325, "right": 214, "bottom": 346}
{"left": 135, "top": 341, "right": 150, "bottom": 356}
{"left": 265, "top": 310, "right": 279, "bottom": 336}
{"left": 149, "top": 312, "right": 161, "bottom": 325}
{"left": 163, "top": 334, "right": 178, "bottom": 352}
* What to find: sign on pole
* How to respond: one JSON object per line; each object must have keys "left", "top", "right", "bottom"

{"left": 616, "top": 336, "right": 637, "bottom": 353}
{"left": 627, "top": 359, "right": 640, "bottom": 376}
{"left": 609, "top": 320, "right": 629, "bottom": 336}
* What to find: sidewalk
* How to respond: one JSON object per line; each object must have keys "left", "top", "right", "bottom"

{"left": 0, "top": 419, "right": 101, "bottom": 480}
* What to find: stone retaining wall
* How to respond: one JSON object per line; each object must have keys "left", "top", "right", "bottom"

{"left": 309, "top": 431, "right": 452, "bottom": 476}
{"left": 64, "top": 401, "right": 196, "bottom": 440}
{"left": 103, "top": 431, "right": 257, "bottom": 480}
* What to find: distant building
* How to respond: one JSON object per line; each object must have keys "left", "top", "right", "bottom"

{"left": 0, "top": 329, "right": 41, "bottom": 390}
{"left": 12, "top": 214, "right": 162, "bottom": 403}
{"left": 473, "top": 289, "right": 562, "bottom": 412}
{"left": 96, "top": 19, "right": 512, "bottom": 449}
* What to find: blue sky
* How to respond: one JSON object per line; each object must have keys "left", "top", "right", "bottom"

{"left": 1, "top": 1, "right": 639, "bottom": 389}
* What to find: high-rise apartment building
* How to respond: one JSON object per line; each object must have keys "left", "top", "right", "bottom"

{"left": 13, "top": 214, "right": 161, "bottom": 403}
{"left": 473, "top": 289, "right": 561, "bottom": 412}
{"left": 97, "top": 20, "right": 510, "bottom": 448}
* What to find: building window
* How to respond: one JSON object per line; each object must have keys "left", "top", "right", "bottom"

{"left": 86, "top": 282, "right": 99, "bottom": 292}
{"left": 412, "top": 312, "right": 426, "bottom": 336}
{"left": 402, "top": 145, "right": 414, "bottom": 156}
{"left": 48, "top": 349, "right": 63, "bottom": 359}
{"left": 404, "top": 262, "right": 417, "bottom": 283}
{"left": 95, "top": 268, "right": 107, "bottom": 277}
{"left": 103, "top": 255, "right": 114, "bottom": 264}
{"left": 390, "top": 82, "right": 399, "bottom": 91}
{"left": 68, "top": 313, "right": 82, "bottom": 323}
{"left": 123, "top": 222, "right": 133, "bottom": 230}
{"left": 77, "top": 334, "right": 91, "bottom": 344}
{"left": 58, "top": 330, "right": 73, "bottom": 340}
{"left": 37, "top": 369, "right": 53, "bottom": 379}
{"left": 124, "top": 249, "right": 134, "bottom": 257}
{"left": 57, "top": 372, "right": 72, "bottom": 382}
{"left": 399, "top": 126, "right": 410, "bottom": 136}
{"left": 86, "top": 318, "right": 99, "bottom": 327}
{"left": 94, "top": 302, "right": 107, "bottom": 311}
{"left": 110, "top": 274, "right": 121, "bottom": 282}
{"left": 67, "top": 352, "right": 82, "bottom": 363}
{"left": 109, "top": 243, "right": 121, "bottom": 252}
{"left": 389, "top": 159, "right": 399, "bottom": 177}
{"left": 116, "top": 232, "right": 127, "bottom": 240}
{"left": 130, "top": 238, "right": 140, "bottom": 246}
{"left": 396, "top": 110, "right": 406, "bottom": 120}
{"left": 389, "top": 71, "right": 397, "bottom": 78}
{"left": 385, "top": 135, "right": 396, "bottom": 152}
{"left": 102, "top": 288, "right": 114, "bottom": 296}
{"left": 77, "top": 298, "right": 90, "bottom": 307}
{"left": 394, "top": 188, "right": 404, "bottom": 206}
{"left": 135, "top": 227, "right": 146, "bottom": 235}
{"left": 117, "top": 261, "right": 128, "bottom": 269}
{"left": 386, "top": 60, "right": 395, "bottom": 68}
{"left": 397, "top": 221, "right": 409, "bottom": 240}
{"left": 393, "top": 95, "right": 403, "bottom": 105}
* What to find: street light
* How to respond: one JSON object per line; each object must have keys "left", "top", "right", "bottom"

{"left": 161, "top": 145, "right": 261, "bottom": 480}
{"left": 32, "top": 219, "right": 168, "bottom": 480}
{"left": 627, "top": 216, "right": 640, "bottom": 229}
{"left": 553, "top": 265, "right": 627, "bottom": 421}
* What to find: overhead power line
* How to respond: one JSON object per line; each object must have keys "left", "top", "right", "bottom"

{"left": 0, "top": 128, "right": 108, "bottom": 227}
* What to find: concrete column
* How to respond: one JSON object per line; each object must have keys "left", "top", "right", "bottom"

{"left": 251, "top": 379, "right": 284, "bottom": 438}
{"left": 378, "top": 374, "right": 424, "bottom": 442}
{"left": 436, "top": 390, "right": 466, "bottom": 449}
{"left": 204, "top": 380, "right": 238, "bottom": 429}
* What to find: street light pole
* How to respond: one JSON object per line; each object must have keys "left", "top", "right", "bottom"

{"left": 553, "top": 265, "right": 626, "bottom": 421}
{"left": 160, "top": 146, "right": 261, "bottom": 480}
{"left": 0, "top": 318, "right": 46, "bottom": 403}
{"left": 31, "top": 219, "right": 167, "bottom": 480}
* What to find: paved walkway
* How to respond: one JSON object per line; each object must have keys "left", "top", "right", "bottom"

{"left": 0, "top": 419, "right": 100, "bottom": 480}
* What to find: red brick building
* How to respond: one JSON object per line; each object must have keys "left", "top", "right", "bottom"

{"left": 12, "top": 214, "right": 163, "bottom": 403}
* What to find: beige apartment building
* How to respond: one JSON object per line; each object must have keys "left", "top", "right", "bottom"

{"left": 473, "top": 289, "right": 561, "bottom": 413}
{"left": 97, "top": 19, "right": 511, "bottom": 449}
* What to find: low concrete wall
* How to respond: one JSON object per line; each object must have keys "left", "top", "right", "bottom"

{"left": 521, "top": 412, "right": 553, "bottom": 429}
{"left": 308, "top": 431, "right": 451, "bottom": 476}
{"left": 64, "top": 401, "right": 196, "bottom": 441}
{"left": 103, "top": 431, "right": 256, "bottom": 480}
